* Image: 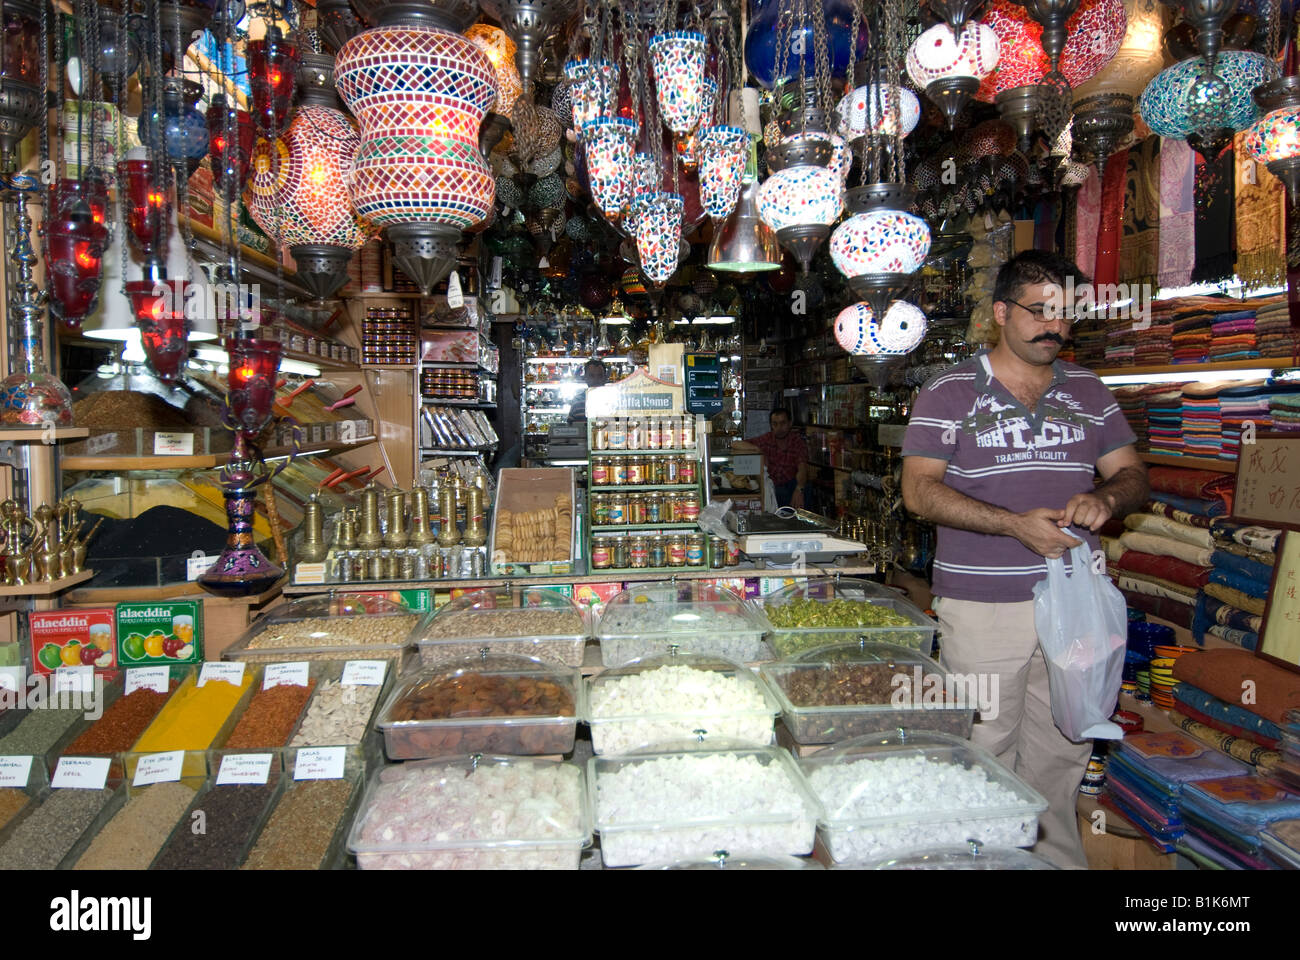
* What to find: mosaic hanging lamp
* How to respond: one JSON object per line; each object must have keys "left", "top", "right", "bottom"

{"left": 581, "top": 116, "right": 638, "bottom": 220}
{"left": 1139, "top": 51, "right": 1277, "bottom": 139}
{"left": 0, "top": 0, "right": 43, "bottom": 171}
{"left": 116, "top": 157, "right": 168, "bottom": 272}
{"left": 650, "top": 31, "right": 709, "bottom": 136}
{"left": 477, "top": 0, "right": 578, "bottom": 88}
{"left": 698, "top": 125, "right": 749, "bottom": 219}
{"left": 467, "top": 23, "right": 522, "bottom": 117}
{"left": 834, "top": 299, "right": 928, "bottom": 386}
{"left": 631, "top": 191, "right": 684, "bottom": 285}
{"left": 829, "top": 182, "right": 931, "bottom": 319}
{"left": 245, "top": 52, "right": 375, "bottom": 300}
{"left": 566, "top": 57, "right": 618, "bottom": 140}
{"left": 1245, "top": 38, "right": 1300, "bottom": 201}
{"left": 207, "top": 93, "right": 255, "bottom": 193}
{"left": 906, "top": 22, "right": 1001, "bottom": 130}
{"left": 836, "top": 78, "right": 921, "bottom": 142}
{"left": 336, "top": 0, "right": 495, "bottom": 294}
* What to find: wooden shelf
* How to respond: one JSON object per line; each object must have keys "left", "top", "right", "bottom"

{"left": 361, "top": 363, "right": 417, "bottom": 371}
{"left": 62, "top": 438, "right": 378, "bottom": 471}
{"left": 1139, "top": 452, "right": 1237, "bottom": 473}
{"left": 0, "top": 570, "right": 95, "bottom": 596}
{"left": 67, "top": 575, "right": 286, "bottom": 606}
{"left": 0, "top": 427, "right": 89, "bottom": 441}
{"left": 1092, "top": 359, "right": 1288, "bottom": 378}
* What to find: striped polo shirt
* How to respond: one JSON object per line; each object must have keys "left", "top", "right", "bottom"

{"left": 902, "top": 350, "right": 1136, "bottom": 602}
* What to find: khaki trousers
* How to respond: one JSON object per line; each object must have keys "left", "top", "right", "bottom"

{"left": 934, "top": 597, "right": 1092, "bottom": 869}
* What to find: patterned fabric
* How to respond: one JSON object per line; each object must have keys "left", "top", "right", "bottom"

{"left": 1173, "top": 649, "right": 1300, "bottom": 725}
{"left": 1208, "top": 567, "right": 1270, "bottom": 599}
{"left": 750, "top": 429, "right": 808, "bottom": 485}
{"left": 1114, "top": 571, "right": 1199, "bottom": 604}
{"left": 1149, "top": 491, "right": 1225, "bottom": 517}
{"left": 1119, "top": 530, "right": 1213, "bottom": 567}
{"left": 1234, "top": 132, "right": 1286, "bottom": 290}
{"left": 1197, "top": 592, "right": 1263, "bottom": 634}
{"left": 1191, "top": 144, "right": 1236, "bottom": 284}
{"left": 1210, "top": 518, "right": 1282, "bottom": 553}
{"left": 1075, "top": 163, "right": 1101, "bottom": 280}
{"left": 1115, "top": 550, "right": 1210, "bottom": 589}
{"left": 1094, "top": 147, "right": 1129, "bottom": 288}
{"left": 1173, "top": 683, "right": 1284, "bottom": 746}
{"left": 1121, "top": 589, "right": 1195, "bottom": 629}
{"left": 1120, "top": 137, "right": 1160, "bottom": 287}
{"left": 1147, "top": 466, "right": 1236, "bottom": 501}
{"left": 1170, "top": 709, "right": 1282, "bottom": 768}
{"left": 1123, "top": 512, "right": 1214, "bottom": 549}
{"left": 1146, "top": 500, "right": 1214, "bottom": 528}
{"left": 1204, "top": 582, "right": 1267, "bottom": 616}
{"left": 1211, "top": 549, "right": 1275, "bottom": 586}
{"left": 1158, "top": 138, "right": 1196, "bottom": 288}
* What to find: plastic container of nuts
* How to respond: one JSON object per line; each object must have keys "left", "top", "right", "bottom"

{"left": 376, "top": 654, "right": 579, "bottom": 759}
{"left": 414, "top": 587, "right": 589, "bottom": 668}
{"left": 595, "top": 581, "right": 768, "bottom": 667}
{"left": 223, "top": 595, "right": 420, "bottom": 663}
{"left": 760, "top": 642, "right": 975, "bottom": 745}
{"left": 761, "top": 578, "right": 937, "bottom": 658}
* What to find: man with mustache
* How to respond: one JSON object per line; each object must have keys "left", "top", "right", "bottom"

{"left": 901, "top": 250, "right": 1148, "bottom": 868}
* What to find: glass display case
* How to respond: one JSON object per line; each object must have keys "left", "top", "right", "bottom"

{"left": 595, "top": 581, "right": 769, "bottom": 666}
{"left": 222, "top": 595, "right": 419, "bottom": 662}
{"left": 413, "top": 586, "right": 589, "bottom": 667}
{"left": 761, "top": 577, "right": 938, "bottom": 658}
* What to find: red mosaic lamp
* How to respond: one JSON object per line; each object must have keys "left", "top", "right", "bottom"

{"left": 247, "top": 26, "right": 300, "bottom": 132}
{"left": 335, "top": 0, "right": 496, "bottom": 293}
{"left": 207, "top": 93, "right": 254, "bottom": 193}
{"left": 245, "top": 52, "right": 375, "bottom": 299}
{"left": 44, "top": 208, "right": 108, "bottom": 330}
{"left": 125, "top": 279, "right": 190, "bottom": 381}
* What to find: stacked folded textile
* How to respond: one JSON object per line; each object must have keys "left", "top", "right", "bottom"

{"left": 1148, "top": 465, "right": 1234, "bottom": 517}
{"left": 1136, "top": 303, "right": 1175, "bottom": 366}
{"left": 1179, "top": 775, "right": 1300, "bottom": 868}
{"left": 1168, "top": 710, "right": 1281, "bottom": 768}
{"left": 1273, "top": 392, "right": 1300, "bottom": 434}
{"left": 1180, "top": 383, "right": 1226, "bottom": 458}
{"left": 1110, "top": 506, "right": 1216, "bottom": 626}
{"left": 1146, "top": 388, "right": 1185, "bottom": 455}
{"left": 1072, "top": 321, "right": 1106, "bottom": 367}
{"left": 1207, "top": 309, "right": 1260, "bottom": 361}
{"left": 1170, "top": 310, "right": 1212, "bottom": 364}
{"left": 1171, "top": 649, "right": 1300, "bottom": 762}
{"left": 1101, "top": 731, "right": 1249, "bottom": 852}
{"left": 1105, "top": 313, "right": 1137, "bottom": 366}
{"left": 1255, "top": 300, "right": 1299, "bottom": 360}
{"left": 1218, "top": 381, "right": 1273, "bottom": 461}
{"left": 1113, "top": 386, "right": 1150, "bottom": 449}
{"left": 1260, "top": 820, "right": 1300, "bottom": 869}
{"left": 1203, "top": 519, "right": 1282, "bottom": 621}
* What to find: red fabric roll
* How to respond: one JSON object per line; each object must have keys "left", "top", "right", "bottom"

{"left": 1172, "top": 648, "right": 1300, "bottom": 725}
{"left": 1116, "top": 550, "right": 1211, "bottom": 589}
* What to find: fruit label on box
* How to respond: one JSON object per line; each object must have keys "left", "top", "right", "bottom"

{"left": 125, "top": 667, "right": 170, "bottom": 695}
{"left": 198, "top": 662, "right": 245, "bottom": 688}
{"left": 341, "top": 661, "right": 385, "bottom": 686}
{"left": 263, "top": 662, "right": 309, "bottom": 689}
{"left": 216, "top": 753, "right": 273, "bottom": 786}
{"left": 349, "top": 589, "right": 432, "bottom": 613}
{"left": 294, "top": 747, "right": 345, "bottom": 781}
{"left": 51, "top": 756, "right": 111, "bottom": 790}
{"left": 133, "top": 751, "right": 184, "bottom": 787}
{"left": 30, "top": 608, "right": 116, "bottom": 675}
{"left": 0, "top": 755, "right": 33, "bottom": 788}
{"left": 116, "top": 601, "right": 203, "bottom": 666}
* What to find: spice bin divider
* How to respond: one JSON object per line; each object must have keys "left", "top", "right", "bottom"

{"left": 148, "top": 766, "right": 288, "bottom": 870}
{"left": 55, "top": 773, "right": 207, "bottom": 870}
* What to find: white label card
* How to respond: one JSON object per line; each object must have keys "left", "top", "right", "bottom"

{"left": 51, "top": 756, "right": 111, "bottom": 790}
{"left": 153, "top": 432, "right": 195, "bottom": 455}
{"left": 125, "top": 667, "right": 170, "bottom": 695}
{"left": 133, "top": 750, "right": 184, "bottom": 787}
{"left": 294, "top": 562, "right": 328, "bottom": 585}
{"left": 294, "top": 747, "right": 346, "bottom": 781}
{"left": 54, "top": 666, "right": 95, "bottom": 694}
{"left": 0, "top": 755, "right": 33, "bottom": 788}
{"left": 341, "top": 660, "right": 386, "bottom": 686}
{"left": 0, "top": 666, "right": 22, "bottom": 694}
{"left": 215, "top": 753, "right": 274, "bottom": 786}
{"left": 186, "top": 555, "right": 219, "bottom": 581}
{"left": 263, "top": 662, "right": 309, "bottom": 689}
{"left": 198, "top": 662, "right": 245, "bottom": 688}
{"left": 86, "top": 431, "right": 118, "bottom": 455}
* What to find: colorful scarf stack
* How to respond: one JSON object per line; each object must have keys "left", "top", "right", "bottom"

{"left": 1070, "top": 320, "right": 1107, "bottom": 367}
{"left": 1180, "top": 384, "right": 1225, "bottom": 458}
{"left": 1255, "top": 299, "right": 1300, "bottom": 359}
{"left": 1104, "top": 313, "right": 1137, "bottom": 366}
{"left": 1198, "top": 512, "right": 1283, "bottom": 641}
{"left": 1171, "top": 309, "right": 1213, "bottom": 364}
{"left": 1147, "top": 388, "right": 1186, "bottom": 455}
{"left": 1180, "top": 772, "right": 1300, "bottom": 869}
{"left": 1207, "top": 309, "right": 1260, "bottom": 361}
{"left": 1271, "top": 391, "right": 1300, "bottom": 433}
{"left": 1113, "top": 386, "right": 1150, "bottom": 448}
{"left": 1121, "top": 136, "right": 1161, "bottom": 288}
{"left": 1218, "top": 381, "right": 1273, "bottom": 461}
{"left": 1136, "top": 302, "right": 1176, "bottom": 367}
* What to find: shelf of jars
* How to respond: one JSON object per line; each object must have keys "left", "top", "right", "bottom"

{"left": 587, "top": 416, "right": 709, "bottom": 575}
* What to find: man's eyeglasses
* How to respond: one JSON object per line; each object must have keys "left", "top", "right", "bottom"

{"left": 1004, "top": 297, "right": 1080, "bottom": 325}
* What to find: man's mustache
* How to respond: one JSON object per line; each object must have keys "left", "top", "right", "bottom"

{"left": 1031, "top": 333, "right": 1066, "bottom": 345}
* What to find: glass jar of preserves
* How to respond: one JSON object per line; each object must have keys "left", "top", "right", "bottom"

{"left": 648, "top": 535, "right": 667, "bottom": 568}
{"left": 679, "top": 493, "right": 701, "bottom": 522}
{"left": 666, "top": 535, "right": 686, "bottom": 567}
{"left": 591, "top": 539, "right": 612, "bottom": 569}
{"left": 662, "top": 455, "right": 680, "bottom": 484}
{"left": 644, "top": 456, "right": 664, "bottom": 485}
{"left": 629, "top": 535, "right": 649, "bottom": 568}
{"left": 709, "top": 537, "right": 727, "bottom": 569}
{"left": 726, "top": 538, "right": 741, "bottom": 566}
{"left": 685, "top": 534, "right": 706, "bottom": 567}
{"left": 626, "top": 457, "right": 646, "bottom": 485}
{"left": 611, "top": 535, "right": 630, "bottom": 569}
{"left": 607, "top": 419, "right": 627, "bottom": 450}
{"left": 591, "top": 493, "right": 610, "bottom": 527}
{"left": 591, "top": 457, "right": 610, "bottom": 487}
{"left": 612, "top": 457, "right": 630, "bottom": 485}
{"left": 681, "top": 417, "right": 697, "bottom": 449}
{"left": 646, "top": 417, "right": 662, "bottom": 450}
{"left": 606, "top": 492, "right": 628, "bottom": 525}
{"left": 627, "top": 417, "right": 644, "bottom": 451}
{"left": 644, "top": 492, "right": 662, "bottom": 524}
{"left": 592, "top": 419, "right": 609, "bottom": 450}
{"left": 679, "top": 456, "right": 697, "bottom": 485}
{"left": 627, "top": 495, "right": 647, "bottom": 525}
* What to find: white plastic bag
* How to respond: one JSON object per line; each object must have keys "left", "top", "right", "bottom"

{"left": 1031, "top": 536, "right": 1126, "bottom": 742}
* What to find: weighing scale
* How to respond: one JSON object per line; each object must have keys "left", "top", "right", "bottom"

{"left": 726, "top": 509, "right": 867, "bottom": 565}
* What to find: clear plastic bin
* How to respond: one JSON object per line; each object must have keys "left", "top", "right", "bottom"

{"left": 590, "top": 744, "right": 820, "bottom": 867}
{"left": 414, "top": 587, "right": 588, "bottom": 667}
{"left": 761, "top": 577, "right": 937, "bottom": 658}
{"left": 866, "top": 843, "right": 1059, "bottom": 869}
{"left": 376, "top": 655, "right": 579, "bottom": 759}
{"left": 223, "top": 595, "right": 419, "bottom": 662}
{"left": 760, "top": 642, "right": 975, "bottom": 745}
{"left": 595, "top": 581, "right": 768, "bottom": 667}
{"left": 241, "top": 747, "right": 367, "bottom": 870}
{"left": 798, "top": 731, "right": 1047, "bottom": 865}
{"left": 347, "top": 755, "right": 589, "bottom": 870}
{"left": 584, "top": 653, "right": 780, "bottom": 755}
{"left": 637, "top": 853, "right": 821, "bottom": 869}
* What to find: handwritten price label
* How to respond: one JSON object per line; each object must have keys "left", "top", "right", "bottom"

{"left": 341, "top": 661, "right": 386, "bottom": 686}
{"left": 215, "top": 753, "right": 274, "bottom": 786}
{"left": 293, "top": 747, "right": 346, "bottom": 781}
{"left": 51, "top": 757, "right": 111, "bottom": 790}
{"left": 198, "top": 662, "right": 245, "bottom": 688}
{"left": 262, "top": 662, "right": 309, "bottom": 689}
{"left": 0, "top": 755, "right": 33, "bottom": 788}
{"left": 132, "top": 751, "right": 184, "bottom": 787}
{"left": 125, "top": 667, "right": 171, "bottom": 695}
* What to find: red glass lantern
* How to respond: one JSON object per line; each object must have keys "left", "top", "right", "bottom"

{"left": 206, "top": 93, "right": 254, "bottom": 192}
{"left": 247, "top": 29, "right": 300, "bottom": 132}
{"left": 225, "top": 337, "right": 282, "bottom": 441}
{"left": 52, "top": 176, "right": 108, "bottom": 228}
{"left": 116, "top": 159, "right": 167, "bottom": 257}
{"left": 45, "top": 215, "right": 108, "bottom": 329}
{"left": 126, "top": 279, "right": 190, "bottom": 381}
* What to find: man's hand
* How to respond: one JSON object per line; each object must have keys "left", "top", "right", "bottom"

{"left": 791, "top": 488, "right": 805, "bottom": 509}
{"left": 1014, "top": 507, "right": 1084, "bottom": 558}
{"left": 1060, "top": 491, "right": 1112, "bottom": 532}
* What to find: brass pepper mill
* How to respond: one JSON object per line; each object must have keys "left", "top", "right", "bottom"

{"left": 300, "top": 497, "right": 328, "bottom": 562}
{"left": 335, "top": 508, "right": 357, "bottom": 551}
{"left": 463, "top": 486, "right": 487, "bottom": 547}
{"left": 437, "top": 485, "right": 461, "bottom": 548}
{"left": 384, "top": 489, "right": 408, "bottom": 548}
{"left": 357, "top": 483, "right": 383, "bottom": 548}
{"left": 409, "top": 486, "right": 434, "bottom": 546}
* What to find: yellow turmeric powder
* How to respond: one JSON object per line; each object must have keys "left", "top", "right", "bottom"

{"left": 132, "top": 671, "right": 253, "bottom": 753}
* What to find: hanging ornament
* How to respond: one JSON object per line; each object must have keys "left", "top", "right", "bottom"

{"left": 744, "top": 0, "right": 864, "bottom": 89}
{"left": 836, "top": 82, "right": 921, "bottom": 140}
{"left": 477, "top": 0, "right": 578, "bottom": 88}
{"left": 137, "top": 77, "right": 209, "bottom": 176}
{"left": 907, "top": 22, "right": 1001, "bottom": 130}
{"left": 830, "top": 183, "right": 931, "bottom": 319}
{"left": 116, "top": 158, "right": 168, "bottom": 263}
{"left": 207, "top": 93, "right": 254, "bottom": 193}
{"left": 125, "top": 279, "right": 190, "bottom": 382}
{"left": 631, "top": 192, "right": 684, "bottom": 285}
{"left": 582, "top": 117, "right": 638, "bottom": 219}
{"left": 44, "top": 206, "right": 108, "bottom": 330}
{"left": 650, "top": 30, "right": 708, "bottom": 136}
{"left": 566, "top": 58, "right": 619, "bottom": 138}
{"left": 698, "top": 126, "right": 749, "bottom": 218}
{"left": 247, "top": 26, "right": 301, "bottom": 132}
{"left": 467, "top": 22, "right": 523, "bottom": 117}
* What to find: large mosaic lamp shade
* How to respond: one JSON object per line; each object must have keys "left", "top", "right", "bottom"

{"left": 834, "top": 299, "right": 928, "bottom": 386}
{"left": 335, "top": 0, "right": 494, "bottom": 294}
{"left": 246, "top": 52, "right": 375, "bottom": 300}
{"left": 1245, "top": 63, "right": 1300, "bottom": 202}
{"left": 829, "top": 182, "right": 930, "bottom": 319}
{"left": 906, "top": 22, "right": 1001, "bottom": 130}
{"left": 757, "top": 134, "right": 844, "bottom": 274}
{"left": 1141, "top": 51, "right": 1278, "bottom": 143}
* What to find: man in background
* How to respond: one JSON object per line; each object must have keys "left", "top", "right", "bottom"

{"left": 749, "top": 408, "right": 809, "bottom": 508}
{"left": 567, "top": 358, "right": 607, "bottom": 424}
